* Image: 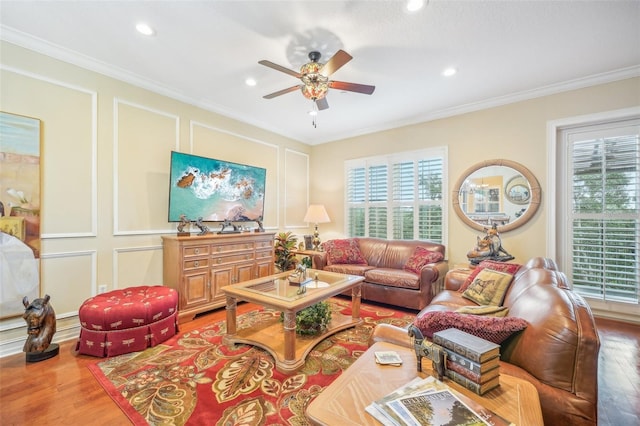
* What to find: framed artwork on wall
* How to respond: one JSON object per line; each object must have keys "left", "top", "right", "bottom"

{"left": 0, "top": 111, "right": 41, "bottom": 319}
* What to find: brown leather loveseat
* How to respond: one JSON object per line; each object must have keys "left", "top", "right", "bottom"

{"left": 371, "top": 257, "right": 600, "bottom": 426}
{"left": 311, "top": 237, "right": 448, "bottom": 310}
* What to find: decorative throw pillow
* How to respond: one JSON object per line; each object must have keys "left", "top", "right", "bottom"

{"left": 458, "top": 260, "right": 522, "bottom": 292}
{"left": 403, "top": 247, "right": 444, "bottom": 274}
{"left": 455, "top": 305, "right": 509, "bottom": 317}
{"left": 413, "top": 311, "right": 528, "bottom": 344}
{"left": 322, "top": 239, "right": 368, "bottom": 266}
{"left": 462, "top": 269, "right": 514, "bottom": 306}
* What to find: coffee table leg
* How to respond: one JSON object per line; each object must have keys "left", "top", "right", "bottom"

{"left": 226, "top": 296, "right": 237, "bottom": 335}
{"left": 351, "top": 283, "right": 362, "bottom": 320}
{"left": 283, "top": 310, "right": 296, "bottom": 361}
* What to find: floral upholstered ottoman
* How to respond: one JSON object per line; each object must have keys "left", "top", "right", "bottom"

{"left": 75, "top": 286, "right": 179, "bottom": 357}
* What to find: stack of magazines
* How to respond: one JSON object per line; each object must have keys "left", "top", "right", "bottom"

{"left": 365, "top": 376, "right": 514, "bottom": 426}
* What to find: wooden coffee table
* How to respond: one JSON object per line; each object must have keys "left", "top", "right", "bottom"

{"left": 222, "top": 269, "right": 364, "bottom": 374}
{"left": 306, "top": 341, "right": 544, "bottom": 426}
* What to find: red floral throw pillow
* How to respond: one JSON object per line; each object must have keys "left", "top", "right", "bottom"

{"left": 413, "top": 311, "right": 528, "bottom": 344}
{"left": 458, "top": 260, "right": 522, "bottom": 292}
{"left": 322, "top": 239, "right": 368, "bottom": 266}
{"left": 403, "top": 247, "right": 444, "bottom": 274}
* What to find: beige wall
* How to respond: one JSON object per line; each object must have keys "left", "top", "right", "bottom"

{"left": 310, "top": 78, "right": 640, "bottom": 269}
{"left": 1, "top": 41, "right": 638, "bottom": 354}
{"left": 0, "top": 42, "right": 312, "bottom": 355}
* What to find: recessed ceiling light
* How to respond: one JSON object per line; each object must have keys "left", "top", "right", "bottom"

{"left": 245, "top": 78, "right": 257, "bottom": 87}
{"left": 407, "top": 0, "right": 425, "bottom": 12}
{"left": 442, "top": 67, "right": 457, "bottom": 77}
{"left": 136, "top": 22, "right": 155, "bottom": 36}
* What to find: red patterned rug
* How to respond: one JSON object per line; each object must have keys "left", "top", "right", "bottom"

{"left": 88, "top": 298, "right": 414, "bottom": 425}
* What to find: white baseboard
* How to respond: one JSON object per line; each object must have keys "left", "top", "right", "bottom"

{"left": 0, "top": 325, "right": 80, "bottom": 358}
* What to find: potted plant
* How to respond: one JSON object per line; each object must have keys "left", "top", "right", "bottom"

{"left": 281, "top": 301, "right": 332, "bottom": 336}
{"left": 274, "top": 232, "right": 299, "bottom": 272}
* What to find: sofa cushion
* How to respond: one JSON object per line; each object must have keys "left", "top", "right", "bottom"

{"left": 324, "top": 264, "right": 375, "bottom": 276}
{"left": 403, "top": 246, "right": 444, "bottom": 274}
{"left": 459, "top": 260, "right": 522, "bottom": 292}
{"left": 322, "top": 239, "right": 368, "bottom": 266}
{"left": 364, "top": 268, "right": 421, "bottom": 290}
{"left": 462, "top": 269, "right": 514, "bottom": 306}
{"left": 455, "top": 305, "right": 509, "bottom": 317}
{"left": 413, "top": 311, "right": 528, "bottom": 344}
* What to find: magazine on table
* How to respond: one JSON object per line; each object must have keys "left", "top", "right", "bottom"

{"left": 365, "top": 376, "right": 514, "bottom": 426}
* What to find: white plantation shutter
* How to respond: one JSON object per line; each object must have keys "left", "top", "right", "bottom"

{"left": 345, "top": 148, "right": 446, "bottom": 243}
{"left": 346, "top": 167, "right": 366, "bottom": 236}
{"left": 567, "top": 122, "right": 640, "bottom": 303}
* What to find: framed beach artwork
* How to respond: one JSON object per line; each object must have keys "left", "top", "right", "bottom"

{"left": 0, "top": 111, "right": 41, "bottom": 319}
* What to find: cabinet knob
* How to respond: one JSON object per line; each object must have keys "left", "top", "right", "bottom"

{"left": 245, "top": 255, "right": 250, "bottom": 260}
{"left": 194, "top": 248, "right": 200, "bottom": 255}
{"left": 217, "top": 258, "right": 222, "bottom": 264}
{"left": 194, "top": 260, "right": 199, "bottom": 267}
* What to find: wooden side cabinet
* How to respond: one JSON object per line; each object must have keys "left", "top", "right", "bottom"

{"left": 162, "top": 232, "right": 274, "bottom": 323}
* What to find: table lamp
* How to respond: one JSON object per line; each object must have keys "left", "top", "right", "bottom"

{"left": 303, "top": 204, "right": 331, "bottom": 251}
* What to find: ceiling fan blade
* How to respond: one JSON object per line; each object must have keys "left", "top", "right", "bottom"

{"left": 316, "top": 97, "right": 329, "bottom": 110}
{"left": 258, "top": 60, "right": 302, "bottom": 78}
{"left": 329, "top": 80, "right": 376, "bottom": 95}
{"left": 263, "top": 85, "right": 302, "bottom": 99}
{"left": 320, "top": 50, "right": 352, "bottom": 77}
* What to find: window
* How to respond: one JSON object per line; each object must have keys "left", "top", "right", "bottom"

{"left": 560, "top": 118, "right": 639, "bottom": 304}
{"left": 345, "top": 148, "right": 446, "bottom": 243}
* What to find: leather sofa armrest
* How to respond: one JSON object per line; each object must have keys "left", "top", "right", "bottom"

{"left": 444, "top": 267, "right": 473, "bottom": 291}
{"left": 419, "top": 261, "right": 449, "bottom": 294}
{"left": 368, "top": 323, "right": 413, "bottom": 348}
{"left": 310, "top": 251, "right": 327, "bottom": 270}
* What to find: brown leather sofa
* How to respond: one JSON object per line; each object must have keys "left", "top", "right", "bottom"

{"left": 310, "top": 238, "right": 448, "bottom": 310}
{"left": 370, "top": 257, "right": 600, "bottom": 426}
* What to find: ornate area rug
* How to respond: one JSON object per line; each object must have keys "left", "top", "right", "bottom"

{"left": 88, "top": 298, "right": 414, "bottom": 425}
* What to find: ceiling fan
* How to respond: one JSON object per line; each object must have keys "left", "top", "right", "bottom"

{"left": 258, "top": 49, "right": 375, "bottom": 111}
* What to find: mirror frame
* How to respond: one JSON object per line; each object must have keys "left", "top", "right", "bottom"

{"left": 452, "top": 159, "right": 541, "bottom": 233}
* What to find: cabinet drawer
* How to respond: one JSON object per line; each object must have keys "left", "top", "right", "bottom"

{"left": 255, "top": 249, "right": 273, "bottom": 260}
{"left": 184, "top": 258, "right": 209, "bottom": 270}
{"left": 211, "top": 242, "right": 254, "bottom": 253}
{"left": 212, "top": 252, "right": 254, "bottom": 265}
{"left": 255, "top": 239, "right": 273, "bottom": 250}
{"left": 183, "top": 245, "right": 210, "bottom": 257}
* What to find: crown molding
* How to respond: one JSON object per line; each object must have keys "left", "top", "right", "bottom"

{"left": 3, "top": 25, "right": 639, "bottom": 145}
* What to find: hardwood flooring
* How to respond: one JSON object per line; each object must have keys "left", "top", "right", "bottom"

{"left": 0, "top": 308, "right": 638, "bottom": 425}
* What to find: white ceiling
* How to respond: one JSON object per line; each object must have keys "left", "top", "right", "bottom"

{"left": 1, "top": 0, "right": 639, "bottom": 145}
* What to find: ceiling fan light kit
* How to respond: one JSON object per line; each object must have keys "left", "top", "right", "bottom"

{"left": 259, "top": 49, "right": 375, "bottom": 127}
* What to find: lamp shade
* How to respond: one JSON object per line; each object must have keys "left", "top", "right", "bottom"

{"left": 303, "top": 204, "right": 330, "bottom": 224}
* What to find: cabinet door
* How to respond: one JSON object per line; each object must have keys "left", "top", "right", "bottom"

{"left": 236, "top": 262, "right": 255, "bottom": 283}
{"left": 211, "top": 265, "right": 234, "bottom": 300}
{"left": 182, "top": 271, "right": 211, "bottom": 309}
{"left": 255, "top": 259, "right": 273, "bottom": 278}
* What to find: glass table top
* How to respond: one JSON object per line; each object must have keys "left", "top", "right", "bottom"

{"left": 239, "top": 270, "right": 360, "bottom": 302}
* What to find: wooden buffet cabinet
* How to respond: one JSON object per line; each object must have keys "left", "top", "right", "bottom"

{"left": 162, "top": 232, "right": 275, "bottom": 323}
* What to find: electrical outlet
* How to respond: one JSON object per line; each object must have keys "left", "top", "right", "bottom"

{"left": 98, "top": 285, "right": 107, "bottom": 294}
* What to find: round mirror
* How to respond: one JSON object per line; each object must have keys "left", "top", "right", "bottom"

{"left": 452, "top": 159, "right": 541, "bottom": 232}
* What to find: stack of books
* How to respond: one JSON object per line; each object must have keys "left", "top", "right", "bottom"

{"left": 432, "top": 328, "right": 501, "bottom": 395}
{"left": 365, "top": 376, "right": 514, "bottom": 426}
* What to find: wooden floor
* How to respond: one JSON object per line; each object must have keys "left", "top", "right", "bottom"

{"left": 0, "top": 308, "right": 638, "bottom": 425}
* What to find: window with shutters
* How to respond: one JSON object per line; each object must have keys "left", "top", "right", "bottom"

{"left": 345, "top": 148, "right": 446, "bottom": 243}
{"left": 561, "top": 119, "right": 639, "bottom": 304}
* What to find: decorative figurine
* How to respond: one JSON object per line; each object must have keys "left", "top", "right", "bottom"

{"left": 255, "top": 217, "right": 265, "bottom": 233}
{"left": 193, "top": 217, "right": 210, "bottom": 235}
{"left": 467, "top": 224, "right": 514, "bottom": 265}
{"left": 22, "top": 295, "right": 59, "bottom": 362}
{"left": 177, "top": 214, "right": 190, "bottom": 236}
{"left": 408, "top": 325, "right": 446, "bottom": 380}
{"left": 218, "top": 219, "right": 240, "bottom": 234}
